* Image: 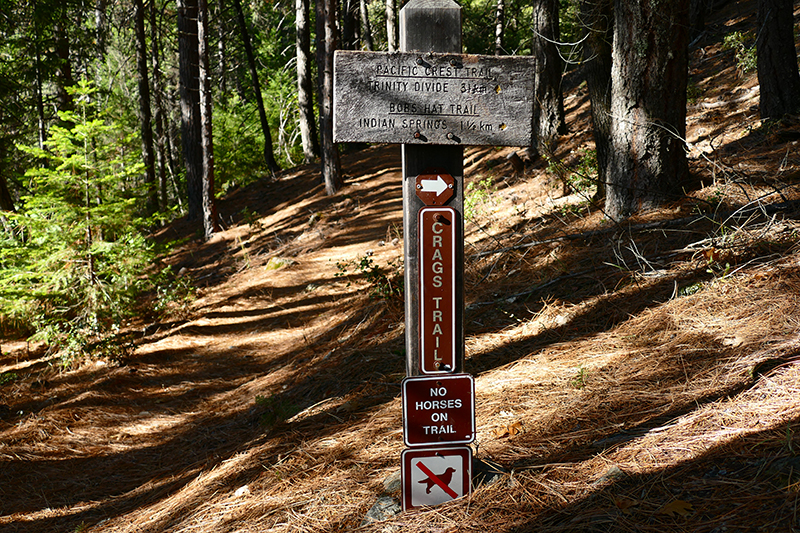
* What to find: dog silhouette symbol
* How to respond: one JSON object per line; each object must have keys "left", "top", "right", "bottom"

{"left": 419, "top": 466, "right": 456, "bottom": 493}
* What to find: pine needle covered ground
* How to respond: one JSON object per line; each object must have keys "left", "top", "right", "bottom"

{"left": 2, "top": 1, "right": 800, "bottom": 531}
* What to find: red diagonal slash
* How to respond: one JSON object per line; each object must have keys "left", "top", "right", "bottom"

{"left": 416, "top": 461, "right": 458, "bottom": 499}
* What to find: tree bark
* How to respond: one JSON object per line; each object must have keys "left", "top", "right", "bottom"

{"left": 495, "top": 0, "right": 504, "bottom": 55}
{"left": 756, "top": 0, "right": 800, "bottom": 120}
{"left": 0, "top": 172, "right": 15, "bottom": 213}
{"left": 297, "top": 0, "right": 321, "bottom": 162}
{"left": 150, "top": 0, "right": 170, "bottom": 211}
{"left": 232, "top": 0, "right": 281, "bottom": 175}
{"left": 216, "top": 0, "right": 229, "bottom": 95}
{"left": 134, "top": 0, "right": 158, "bottom": 215}
{"left": 197, "top": 0, "right": 219, "bottom": 238}
{"left": 53, "top": 20, "right": 75, "bottom": 127}
{"left": 316, "top": 0, "right": 343, "bottom": 194}
{"left": 530, "top": 0, "right": 566, "bottom": 159}
{"left": 605, "top": 0, "right": 690, "bottom": 220}
{"left": 360, "top": 0, "right": 374, "bottom": 51}
{"left": 580, "top": 0, "right": 613, "bottom": 199}
{"left": 177, "top": 0, "right": 203, "bottom": 221}
{"left": 386, "top": 0, "right": 398, "bottom": 52}
{"left": 341, "top": 0, "right": 358, "bottom": 50}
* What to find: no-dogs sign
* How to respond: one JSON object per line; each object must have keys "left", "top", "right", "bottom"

{"left": 401, "top": 446, "right": 472, "bottom": 510}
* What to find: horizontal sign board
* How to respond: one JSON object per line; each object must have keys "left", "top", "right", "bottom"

{"left": 401, "top": 446, "right": 472, "bottom": 510}
{"left": 333, "top": 51, "right": 535, "bottom": 146}
{"left": 402, "top": 373, "right": 475, "bottom": 446}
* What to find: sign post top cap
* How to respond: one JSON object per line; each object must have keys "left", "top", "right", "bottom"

{"left": 402, "top": 0, "right": 461, "bottom": 11}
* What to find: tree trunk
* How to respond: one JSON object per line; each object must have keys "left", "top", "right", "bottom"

{"left": 150, "top": 0, "right": 170, "bottom": 211}
{"left": 177, "top": 0, "right": 203, "bottom": 221}
{"left": 316, "top": 0, "right": 343, "bottom": 194}
{"left": 580, "top": 0, "right": 613, "bottom": 199}
{"left": 530, "top": 0, "right": 566, "bottom": 159}
{"left": 386, "top": 0, "right": 398, "bottom": 52}
{"left": 297, "top": 0, "right": 321, "bottom": 162}
{"left": 360, "top": 0, "right": 374, "bottom": 51}
{"left": 216, "top": 0, "right": 229, "bottom": 95}
{"left": 0, "top": 172, "right": 15, "bottom": 213}
{"left": 54, "top": 21, "right": 75, "bottom": 127}
{"left": 232, "top": 0, "right": 282, "bottom": 175}
{"left": 341, "top": 0, "right": 358, "bottom": 50}
{"left": 95, "top": 0, "right": 107, "bottom": 54}
{"left": 605, "top": 0, "right": 690, "bottom": 220}
{"left": 756, "top": 0, "right": 800, "bottom": 120}
{"left": 495, "top": 0, "right": 504, "bottom": 55}
{"left": 198, "top": 0, "right": 219, "bottom": 238}
{"left": 35, "top": 39, "right": 46, "bottom": 152}
{"left": 134, "top": 0, "right": 158, "bottom": 214}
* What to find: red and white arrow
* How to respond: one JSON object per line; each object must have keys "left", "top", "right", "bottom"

{"left": 419, "top": 175, "right": 449, "bottom": 197}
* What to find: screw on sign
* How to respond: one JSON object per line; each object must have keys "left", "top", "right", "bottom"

{"left": 401, "top": 446, "right": 472, "bottom": 510}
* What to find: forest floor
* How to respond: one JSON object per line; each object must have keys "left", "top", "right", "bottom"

{"left": 3, "top": 2, "right": 800, "bottom": 532}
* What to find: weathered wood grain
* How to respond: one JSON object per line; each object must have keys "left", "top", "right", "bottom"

{"left": 334, "top": 51, "right": 535, "bottom": 146}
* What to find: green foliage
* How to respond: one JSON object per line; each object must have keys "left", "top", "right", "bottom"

{"left": 462, "top": 0, "right": 534, "bottom": 54}
{"left": 152, "top": 266, "right": 196, "bottom": 318}
{"left": 265, "top": 67, "right": 305, "bottom": 168}
{"left": 1, "top": 81, "right": 153, "bottom": 364}
{"left": 687, "top": 81, "right": 703, "bottom": 104}
{"left": 571, "top": 366, "right": 588, "bottom": 389}
{"left": 0, "top": 372, "right": 18, "bottom": 386}
{"left": 546, "top": 149, "right": 598, "bottom": 195}
{"left": 215, "top": 96, "right": 266, "bottom": 194}
{"left": 334, "top": 253, "right": 404, "bottom": 301}
{"left": 465, "top": 175, "right": 496, "bottom": 219}
{"left": 722, "top": 31, "right": 757, "bottom": 76}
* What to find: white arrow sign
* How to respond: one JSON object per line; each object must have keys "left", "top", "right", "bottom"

{"left": 419, "top": 175, "right": 449, "bottom": 197}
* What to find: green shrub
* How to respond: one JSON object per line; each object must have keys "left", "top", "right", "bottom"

{"left": 2, "top": 81, "right": 153, "bottom": 365}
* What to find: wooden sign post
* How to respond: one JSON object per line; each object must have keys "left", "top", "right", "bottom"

{"left": 333, "top": 0, "right": 534, "bottom": 510}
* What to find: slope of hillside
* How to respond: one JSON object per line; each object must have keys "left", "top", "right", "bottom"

{"left": 2, "top": 2, "right": 800, "bottom": 532}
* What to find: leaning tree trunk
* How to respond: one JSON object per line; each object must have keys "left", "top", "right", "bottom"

{"left": 316, "top": 0, "right": 343, "bottom": 195}
{"left": 177, "top": 0, "right": 203, "bottom": 221}
{"left": 605, "top": 0, "right": 690, "bottom": 220}
{"left": 297, "top": 0, "right": 320, "bottom": 162}
{"left": 530, "top": 0, "right": 566, "bottom": 159}
{"left": 134, "top": 0, "right": 158, "bottom": 214}
{"left": 198, "top": 0, "right": 219, "bottom": 238}
{"left": 233, "top": 0, "right": 281, "bottom": 175}
{"left": 756, "top": 0, "right": 800, "bottom": 120}
{"left": 580, "top": 0, "right": 613, "bottom": 200}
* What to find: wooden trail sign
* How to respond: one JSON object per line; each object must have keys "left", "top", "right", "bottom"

{"left": 331, "top": 0, "right": 534, "bottom": 510}
{"left": 333, "top": 51, "right": 535, "bottom": 146}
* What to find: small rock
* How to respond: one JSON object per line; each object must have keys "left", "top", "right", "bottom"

{"left": 233, "top": 485, "right": 251, "bottom": 498}
{"left": 473, "top": 458, "right": 508, "bottom": 487}
{"left": 382, "top": 470, "right": 401, "bottom": 494}
{"left": 266, "top": 257, "right": 296, "bottom": 270}
{"left": 361, "top": 496, "right": 401, "bottom": 526}
{"left": 595, "top": 465, "right": 626, "bottom": 485}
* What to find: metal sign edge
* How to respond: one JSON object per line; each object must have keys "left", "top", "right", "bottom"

{"left": 401, "top": 373, "right": 476, "bottom": 447}
{"left": 418, "top": 206, "right": 458, "bottom": 374}
{"left": 401, "top": 445, "right": 473, "bottom": 511}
